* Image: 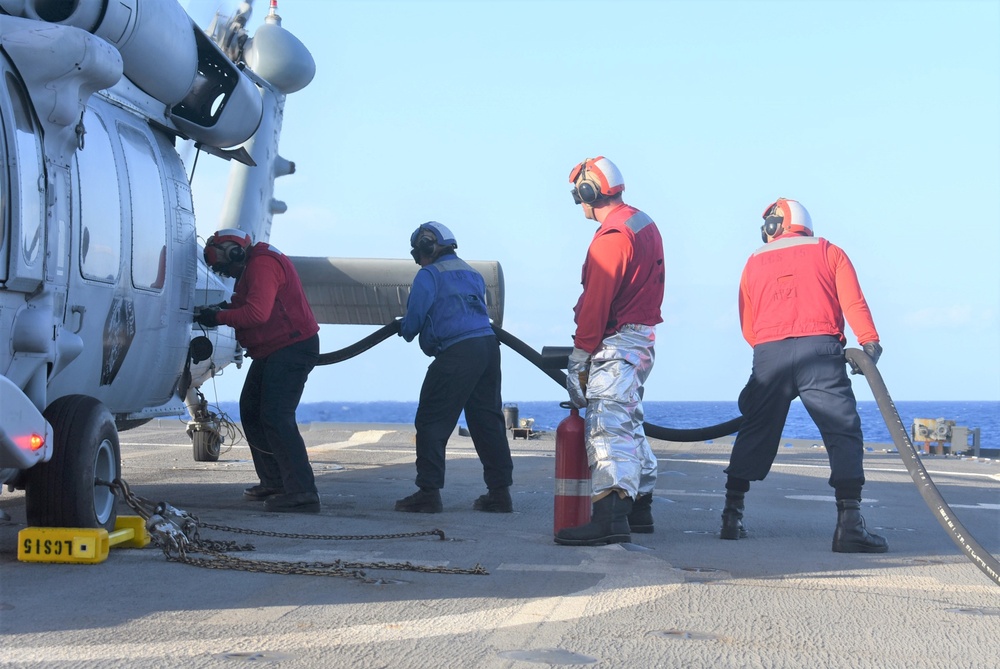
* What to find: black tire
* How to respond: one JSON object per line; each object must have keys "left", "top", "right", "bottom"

{"left": 192, "top": 428, "right": 221, "bottom": 462}
{"left": 25, "top": 395, "right": 120, "bottom": 530}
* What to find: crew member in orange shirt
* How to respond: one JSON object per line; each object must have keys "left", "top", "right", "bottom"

{"left": 722, "top": 198, "right": 888, "bottom": 553}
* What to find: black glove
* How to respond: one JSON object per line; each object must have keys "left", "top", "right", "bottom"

{"left": 849, "top": 341, "right": 882, "bottom": 375}
{"left": 863, "top": 341, "right": 882, "bottom": 366}
{"left": 194, "top": 306, "right": 220, "bottom": 328}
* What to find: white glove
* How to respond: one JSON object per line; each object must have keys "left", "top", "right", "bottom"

{"left": 566, "top": 347, "right": 591, "bottom": 408}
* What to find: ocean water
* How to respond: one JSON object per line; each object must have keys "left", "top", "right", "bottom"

{"left": 214, "top": 400, "right": 998, "bottom": 448}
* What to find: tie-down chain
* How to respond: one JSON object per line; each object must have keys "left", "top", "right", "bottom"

{"left": 105, "top": 478, "right": 488, "bottom": 581}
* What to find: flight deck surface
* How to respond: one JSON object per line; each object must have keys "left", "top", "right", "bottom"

{"left": 1, "top": 422, "right": 998, "bottom": 668}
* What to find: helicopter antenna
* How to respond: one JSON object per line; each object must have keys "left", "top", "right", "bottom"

{"left": 188, "top": 145, "right": 202, "bottom": 185}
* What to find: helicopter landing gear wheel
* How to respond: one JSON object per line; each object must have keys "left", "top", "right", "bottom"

{"left": 25, "top": 395, "right": 120, "bottom": 530}
{"left": 191, "top": 427, "right": 222, "bottom": 462}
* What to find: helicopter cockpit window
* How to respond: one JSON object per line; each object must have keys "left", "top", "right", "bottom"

{"left": 76, "top": 109, "right": 121, "bottom": 283}
{"left": 5, "top": 72, "right": 43, "bottom": 267}
{"left": 119, "top": 125, "right": 167, "bottom": 291}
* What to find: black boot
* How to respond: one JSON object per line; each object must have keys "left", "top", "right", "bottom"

{"left": 832, "top": 499, "right": 888, "bottom": 553}
{"left": 394, "top": 487, "right": 443, "bottom": 513}
{"left": 720, "top": 492, "right": 747, "bottom": 540}
{"left": 263, "top": 491, "right": 320, "bottom": 514}
{"left": 473, "top": 486, "right": 513, "bottom": 513}
{"left": 627, "top": 493, "right": 654, "bottom": 534}
{"left": 554, "top": 493, "right": 632, "bottom": 546}
{"left": 243, "top": 483, "right": 285, "bottom": 501}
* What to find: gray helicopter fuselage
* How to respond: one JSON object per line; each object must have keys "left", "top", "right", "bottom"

{"left": 0, "top": 0, "right": 500, "bottom": 529}
{"left": 0, "top": 2, "right": 259, "bottom": 520}
{"left": 0, "top": 18, "right": 192, "bottom": 450}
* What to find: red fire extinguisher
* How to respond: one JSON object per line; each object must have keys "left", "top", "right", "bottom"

{"left": 554, "top": 402, "right": 591, "bottom": 535}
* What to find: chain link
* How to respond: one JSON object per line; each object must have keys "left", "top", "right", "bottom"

{"left": 107, "top": 478, "right": 488, "bottom": 580}
{"left": 197, "top": 520, "right": 447, "bottom": 543}
{"left": 171, "top": 549, "right": 488, "bottom": 582}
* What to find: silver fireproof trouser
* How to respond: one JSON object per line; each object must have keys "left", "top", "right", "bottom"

{"left": 584, "top": 324, "right": 657, "bottom": 500}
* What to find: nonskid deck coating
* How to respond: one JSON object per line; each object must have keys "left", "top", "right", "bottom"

{"left": 1, "top": 421, "right": 998, "bottom": 668}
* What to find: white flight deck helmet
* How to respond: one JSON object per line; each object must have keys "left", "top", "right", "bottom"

{"left": 760, "top": 198, "right": 813, "bottom": 243}
{"left": 569, "top": 156, "right": 625, "bottom": 205}
{"left": 409, "top": 221, "right": 458, "bottom": 263}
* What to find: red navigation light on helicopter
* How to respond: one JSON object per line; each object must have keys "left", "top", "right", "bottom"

{"left": 29, "top": 434, "right": 45, "bottom": 451}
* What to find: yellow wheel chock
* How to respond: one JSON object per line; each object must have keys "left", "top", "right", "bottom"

{"left": 17, "top": 516, "right": 150, "bottom": 564}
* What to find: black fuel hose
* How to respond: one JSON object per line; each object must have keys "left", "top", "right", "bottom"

{"left": 846, "top": 348, "right": 1000, "bottom": 587}
{"left": 490, "top": 325, "right": 743, "bottom": 442}
{"left": 314, "top": 320, "right": 742, "bottom": 440}
{"left": 314, "top": 322, "right": 997, "bottom": 584}
{"left": 316, "top": 320, "right": 401, "bottom": 366}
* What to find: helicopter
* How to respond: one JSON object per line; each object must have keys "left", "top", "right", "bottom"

{"left": 0, "top": 0, "right": 506, "bottom": 531}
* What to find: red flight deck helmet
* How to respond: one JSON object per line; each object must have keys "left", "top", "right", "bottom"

{"left": 204, "top": 228, "right": 253, "bottom": 275}
{"left": 760, "top": 198, "right": 814, "bottom": 243}
{"left": 569, "top": 156, "right": 625, "bottom": 205}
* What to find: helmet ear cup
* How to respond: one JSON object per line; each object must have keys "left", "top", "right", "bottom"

{"left": 760, "top": 201, "right": 784, "bottom": 242}
{"left": 410, "top": 234, "right": 436, "bottom": 263}
{"left": 762, "top": 214, "right": 784, "bottom": 239}
{"left": 576, "top": 179, "right": 600, "bottom": 204}
{"left": 205, "top": 240, "right": 246, "bottom": 272}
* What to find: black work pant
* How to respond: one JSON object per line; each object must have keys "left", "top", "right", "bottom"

{"left": 725, "top": 335, "right": 866, "bottom": 491}
{"left": 414, "top": 335, "right": 513, "bottom": 491}
{"left": 241, "top": 334, "right": 320, "bottom": 494}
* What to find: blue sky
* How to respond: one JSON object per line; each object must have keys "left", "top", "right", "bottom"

{"left": 186, "top": 0, "right": 1000, "bottom": 404}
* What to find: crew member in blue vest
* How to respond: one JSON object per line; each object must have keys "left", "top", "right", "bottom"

{"left": 395, "top": 222, "right": 514, "bottom": 514}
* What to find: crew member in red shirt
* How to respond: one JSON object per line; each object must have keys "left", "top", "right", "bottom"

{"left": 722, "top": 199, "right": 888, "bottom": 553}
{"left": 197, "top": 229, "right": 321, "bottom": 513}
{"left": 554, "top": 157, "right": 665, "bottom": 546}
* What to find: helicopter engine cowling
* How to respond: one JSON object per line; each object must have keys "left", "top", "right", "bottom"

{"left": 24, "top": 0, "right": 197, "bottom": 105}
{"left": 20, "top": 0, "right": 263, "bottom": 149}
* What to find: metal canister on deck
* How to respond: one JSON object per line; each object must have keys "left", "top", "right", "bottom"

{"left": 554, "top": 402, "right": 591, "bottom": 534}
{"left": 502, "top": 403, "right": 519, "bottom": 430}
